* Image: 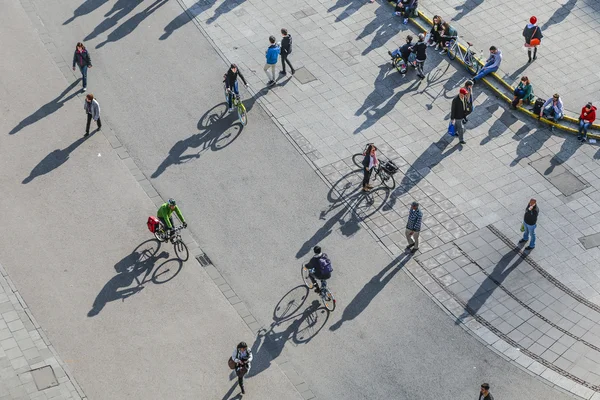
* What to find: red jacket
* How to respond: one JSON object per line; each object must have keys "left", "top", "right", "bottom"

{"left": 580, "top": 105, "right": 597, "bottom": 123}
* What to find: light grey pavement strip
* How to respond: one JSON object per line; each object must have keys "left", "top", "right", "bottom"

{"left": 178, "top": 0, "right": 600, "bottom": 396}
{"left": 417, "top": 0, "right": 600, "bottom": 115}
{"left": 0, "top": 262, "right": 84, "bottom": 400}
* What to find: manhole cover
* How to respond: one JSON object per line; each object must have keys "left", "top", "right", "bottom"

{"left": 529, "top": 155, "right": 588, "bottom": 197}
{"left": 580, "top": 233, "right": 600, "bottom": 249}
{"left": 294, "top": 67, "right": 317, "bottom": 85}
{"left": 31, "top": 366, "right": 58, "bottom": 391}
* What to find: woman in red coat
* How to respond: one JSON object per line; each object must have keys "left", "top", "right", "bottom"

{"left": 578, "top": 102, "right": 597, "bottom": 142}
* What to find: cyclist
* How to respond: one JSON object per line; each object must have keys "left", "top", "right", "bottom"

{"left": 305, "top": 246, "right": 333, "bottom": 293}
{"left": 388, "top": 35, "right": 414, "bottom": 68}
{"left": 223, "top": 64, "right": 249, "bottom": 113}
{"left": 157, "top": 198, "right": 187, "bottom": 238}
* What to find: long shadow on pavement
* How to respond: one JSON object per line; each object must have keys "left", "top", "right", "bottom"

{"left": 206, "top": 0, "right": 246, "bottom": 24}
{"left": 160, "top": 0, "right": 217, "bottom": 40}
{"left": 452, "top": 0, "right": 484, "bottom": 22}
{"left": 327, "top": 0, "right": 369, "bottom": 22}
{"left": 541, "top": 0, "right": 578, "bottom": 31}
{"left": 96, "top": 0, "right": 169, "bottom": 49}
{"left": 22, "top": 135, "right": 89, "bottom": 184}
{"left": 84, "top": 0, "right": 141, "bottom": 42}
{"left": 9, "top": 80, "right": 81, "bottom": 135}
{"left": 356, "top": 7, "right": 407, "bottom": 56}
{"left": 455, "top": 245, "right": 526, "bottom": 324}
{"left": 330, "top": 252, "right": 412, "bottom": 331}
{"left": 544, "top": 134, "right": 581, "bottom": 175}
{"left": 64, "top": 0, "right": 109, "bottom": 25}
{"left": 88, "top": 239, "right": 181, "bottom": 316}
{"left": 151, "top": 103, "right": 244, "bottom": 178}
{"left": 510, "top": 127, "right": 551, "bottom": 167}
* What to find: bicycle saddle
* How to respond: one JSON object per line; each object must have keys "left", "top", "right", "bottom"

{"left": 466, "top": 41, "right": 473, "bottom": 47}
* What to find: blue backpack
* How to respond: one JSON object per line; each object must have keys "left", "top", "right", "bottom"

{"left": 317, "top": 255, "right": 333, "bottom": 275}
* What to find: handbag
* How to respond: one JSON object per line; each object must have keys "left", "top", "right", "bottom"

{"left": 447, "top": 122, "right": 456, "bottom": 137}
{"left": 529, "top": 27, "right": 540, "bottom": 46}
{"left": 520, "top": 223, "right": 525, "bottom": 233}
{"left": 228, "top": 357, "right": 236, "bottom": 370}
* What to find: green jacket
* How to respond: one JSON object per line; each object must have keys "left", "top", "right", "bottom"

{"left": 157, "top": 203, "right": 185, "bottom": 228}
{"left": 516, "top": 82, "right": 533, "bottom": 100}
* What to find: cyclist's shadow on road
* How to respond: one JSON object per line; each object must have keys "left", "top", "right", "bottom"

{"left": 151, "top": 103, "right": 244, "bottom": 178}
{"left": 87, "top": 239, "right": 182, "bottom": 317}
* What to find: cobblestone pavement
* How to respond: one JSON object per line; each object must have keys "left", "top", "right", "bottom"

{"left": 0, "top": 263, "right": 84, "bottom": 399}
{"left": 417, "top": 0, "right": 600, "bottom": 115}
{"left": 173, "top": 0, "right": 600, "bottom": 396}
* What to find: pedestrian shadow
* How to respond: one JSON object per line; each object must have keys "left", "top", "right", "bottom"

{"left": 330, "top": 252, "right": 412, "bottom": 331}
{"left": 455, "top": 245, "right": 527, "bottom": 324}
{"left": 88, "top": 239, "right": 181, "bottom": 317}
{"left": 541, "top": 0, "right": 577, "bottom": 31}
{"left": 544, "top": 134, "right": 580, "bottom": 175}
{"left": 508, "top": 63, "right": 532, "bottom": 81}
{"left": 64, "top": 0, "right": 109, "bottom": 25}
{"left": 296, "top": 169, "right": 389, "bottom": 259}
{"left": 84, "top": 0, "right": 141, "bottom": 42}
{"left": 150, "top": 103, "right": 244, "bottom": 178}
{"left": 480, "top": 106, "right": 517, "bottom": 145}
{"left": 96, "top": 0, "right": 168, "bottom": 49}
{"left": 356, "top": 6, "right": 407, "bottom": 56}
{"left": 247, "top": 286, "right": 327, "bottom": 378}
{"left": 452, "top": 0, "right": 484, "bottom": 22}
{"left": 383, "top": 136, "right": 459, "bottom": 212}
{"left": 9, "top": 80, "right": 81, "bottom": 135}
{"left": 160, "top": 0, "right": 217, "bottom": 40}
{"left": 510, "top": 127, "right": 550, "bottom": 167}
{"left": 206, "top": 0, "right": 246, "bottom": 24}
{"left": 327, "top": 0, "right": 368, "bottom": 22}
{"left": 221, "top": 382, "right": 242, "bottom": 400}
{"left": 22, "top": 136, "right": 89, "bottom": 184}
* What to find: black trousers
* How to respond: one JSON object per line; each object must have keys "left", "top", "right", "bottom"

{"left": 362, "top": 167, "right": 372, "bottom": 187}
{"left": 281, "top": 53, "right": 294, "bottom": 74}
{"left": 86, "top": 113, "right": 102, "bottom": 133}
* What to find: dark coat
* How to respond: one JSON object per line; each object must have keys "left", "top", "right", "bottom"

{"left": 478, "top": 393, "right": 494, "bottom": 400}
{"left": 451, "top": 95, "right": 467, "bottom": 120}
{"left": 411, "top": 41, "right": 427, "bottom": 61}
{"left": 523, "top": 204, "right": 539, "bottom": 225}
{"left": 523, "top": 25, "right": 543, "bottom": 45}
{"left": 281, "top": 35, "right": 292, "bottom": 55}
{"left": 72, "top": 49, "right": 92, "bottom": 68}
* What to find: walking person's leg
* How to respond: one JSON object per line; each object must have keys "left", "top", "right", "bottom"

{"left": 270, "top": 64, "right": 276, "bottom": 81}
{"left": 528, "top": 224, "right": 536, "bottom": 248}
{"left": 405, "top": 229, "right": 415, "bottom": 249}
{"left": 96, "top": 117, "right": 102, "bottom": 131}
{"left": 362, "top": 167, "right": 372, "bottom": 190}
{"left": 455, "top": 119, "right": 465, "bottom": 143}
{"left": 416, "top": 60, "right": 425, "bottom": 78}
{"left": 522, "top": 223, "right": 530, "bottom": 242}
{"left": 533, "top": 46, "right": 537, "bottom": 60}
{"left": 527, "top": 48, "right": 532, "bottom": 62}
{"left": 79, "top": 65, "right": 88, "bottom": 89}
{"left": 263, "top": 63, "right": 271, "bottom": 82}
{"left": 85, "top": 113, "right": 92, "bottom": 135}
{"left": 285, "top": 55, "right": 295, "bottom": 74}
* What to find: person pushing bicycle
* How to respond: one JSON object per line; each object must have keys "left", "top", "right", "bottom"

{"left": 305, "top": 246, "right": 333, "bottom": 293}
{"left": 157, "top": 198, "right": 187, "bottom": 238}
{"left": 223, "top": 64, "right": 249, "bottom": 113}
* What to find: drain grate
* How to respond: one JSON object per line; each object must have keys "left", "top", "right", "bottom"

{"left": 31, "top": 366, "right": 58, "bottom": 391}
{"left": 196, "top": 253, "right": 212, "bottom": 267}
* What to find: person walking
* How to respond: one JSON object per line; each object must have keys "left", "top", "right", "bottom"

{"left": 264, "top": 35, "right": 280, "bottom": 86}
{"left": 473, "top": 46, "right": 502, "bottom": 84}
{"left": 479, "top": 383, "right": 494, "bottom": 400}
{"left": 451, "top": 88, "right": 468, "bottom": 144}
{"left": 412, "top": 33, "right": 427, "bottom": 80}
{"left": 463, "top": 80, "right": 473, "bottom": 123}
{"left": 361, "top": 144, "right": 378, "bottom": 192}
{"left": 279, "top": 28, "right": 295, "bottom": 76}
{"left": 519, "top": 198, "right": 538, "bottom": 250}
{"left": 578, "top": 102, "right": 597, "bottom": 142}
{"left": 405, "top": 202, "right": 422, "bottom": 253}
{"left": 84, "top": 94, "right": 101, "bottom": 137}
{"left": 231, "top": 342, "right": 253, "bottom": 394}
{"left": 523, "top": 16, "right": 543, "bottom": 63}
{"left": 72, "top": 42, "right": 92, "bottom": 92}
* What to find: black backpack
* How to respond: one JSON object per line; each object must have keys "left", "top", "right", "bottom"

{"left": 532, "top": 98, "right": 545, "bottom": 115}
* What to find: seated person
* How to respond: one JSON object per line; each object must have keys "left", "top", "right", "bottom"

{"left": 428, "top": 15, "right": 444, "bottom": 49}
{"left": 305, "top": 246, "right": 332, "bottom": 293}
{"left": 540, "top": 94, "right": 564, "bottom": 121}
{"left": 388, "top": 35, "right": 414, "bottom": 64}
{"left": 439, "top": 22, "right": 457, "bottom": 54}
{"left": 512, "top": 76, "right": 533, "bottom": 108}
{"left": 473, "top": 46, "right": 502, "bottom": 83}
{"left": 578, "top": 102, "right": 597, "bottom": 142}
{"left": 394, "top": 0, "right": 418, "bottom": 24}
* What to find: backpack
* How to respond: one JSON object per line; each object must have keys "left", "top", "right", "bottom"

{"left": 532, "top": 98, "right": 545, "bottom": 115}
{"left": 147, "top": 216, "right": 160, "bottom": 233}
{"left": 317, "top": 255, "right": 333, "bottom": 275}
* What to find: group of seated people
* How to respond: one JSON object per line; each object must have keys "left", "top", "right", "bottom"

{"left": 394, "top": 0, "right": 418, "bottom": 25}
{"left": 532, "top": 93, "right": 596, "bottom": 142}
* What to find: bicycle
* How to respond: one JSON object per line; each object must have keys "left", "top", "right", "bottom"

{"left": 153, "top": 224, "right": 189, "bottom": 262}
{"left": 301, "top": 264, "right": 336, "bottom": 311}
{"left": 224, "top": 85, "right": 248, "bottom": 126}
{"left": 446, "top": 37, "right": 483, "bottom": 75}
{"left": 352, "top": 145, "right": 399, "bottom": 190}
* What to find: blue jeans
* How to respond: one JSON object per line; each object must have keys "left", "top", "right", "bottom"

{"left": 522, "top": 223, "right": 536, "bottom": 248}
{"left": 391, "top": 49, "right": 401, "bottom": 58}
{"left": 543, "top": 106, "right": 563, "bottom": 121}
{"left": 579, "top": 120, "right": 591, "bottom": 139}
{"left": 473, "top": 66, "right": 498, "bottom": 82}
{"left": 227, "top": 81, "right": 239, "bottom": 109}
{"left": 79, "top": 65, "right": 88, "bottom": 88}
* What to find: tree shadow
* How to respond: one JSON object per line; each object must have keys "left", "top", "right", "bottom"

{"left": 541, "top": 0, "right": 578, "bottom": 31}
{"left": 296, "top": 169, "right": 390, "bottom": 259}
{"left": 160, "top": 0, "right": 217, "bottom": 40}
{"left": 64, "top": 0, "right": 109, "bottom": 25}
{"left": 327, "top": 0, "right": 368, "bottom": 22}
{"left": 510, "top": 127, "right": 550, "bottom": 167}
{"left": 150, "top": 103, "right": 244, "bottom": 178}
{"left": 356, "top": 5, "right": 407, "bottom": 55}
{"left": 9, "top": 80, "right": 81, "bottom": 135}
{"left": 22, "top": 136, "right": 88, "bottom": 184}
{"left": 383, "top": 136, "right": 460, "bottom": 212}
{"left": 96, "top": 0, "right": 168, "bottom": 49}
{"left": 84, "top": 0, "right": 142, "bottom": 42}
{"left": 206, "top": 0, "right": 246, "bottom": 24}
{"left": 455, "top": 246, "right": 526, "bottom": 324}
{"left": 480, "top": 107, "right": 517, "bottom": 145}
{"left": 329, "top": 252, "right": 412, "bottom": 331}
{"left": 88, "top": 239, "right": 181, "bottom": 316}
{"left": 544, "top": 135, "right": 580, "bottom": 175}
{"left": 452, "top": 0, "right": 484, "bottom": 22}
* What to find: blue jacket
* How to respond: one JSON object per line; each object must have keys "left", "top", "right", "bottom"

{"left": 266, "top": 44, "right": 280, "bottom": 64}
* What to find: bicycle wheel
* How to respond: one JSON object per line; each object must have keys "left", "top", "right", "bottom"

{"left": 394, "top": 58, "right": 407, "bottom": 74}
{"left": 464, "top": 51, "right": 473, "bottom": 68}
{"left": 321, "top": 289, "right": 336, "bottom": 311}
{"left": 154, "top": 227, "right": 167, "bottom": 242}
{"left": 174, "top": 239, "right": 189, "bottom": 261}
{"left": 471, "top": 62, "right": 482, "bottom": 75}
{"left": 301, "top": 265, "right": 314, "bottom": 289}
{"left": 447, "top": 42, "right": 457, "bottom": 60}
{"left": 237, "top": 102, "right": 247, "bottom": 126}
{"left": 379, "top": 171, "right": 396, "bottom": 189}
{"left": 352, "top": 153, "right": 365, "bottom": 168}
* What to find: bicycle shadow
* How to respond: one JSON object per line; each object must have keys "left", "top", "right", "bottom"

{"left": 87, "top": 239, "right": 182, "bottom": 316}
{"left": 150, "top": 103, "right": 244, "bottom": 178}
